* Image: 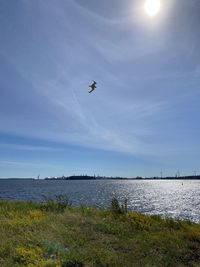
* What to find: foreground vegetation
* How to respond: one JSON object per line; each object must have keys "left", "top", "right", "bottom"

{"left": 0, "top": 197, "right": 200, "bottom": 267}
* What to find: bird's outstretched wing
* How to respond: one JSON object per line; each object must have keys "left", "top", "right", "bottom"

{"left": 89, "top": 81, "right": 96, "bottom": 86}
{"left": 88, "top": 87, "right": 95, "bottom": 93}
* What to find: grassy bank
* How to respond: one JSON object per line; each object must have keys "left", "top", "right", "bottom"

{"left": 0, "top": 198, "right": 200, "bottom": 267}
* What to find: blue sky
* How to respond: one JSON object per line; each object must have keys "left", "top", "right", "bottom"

{"left": 0, "top": 0, "right": 200, "bottom": 178}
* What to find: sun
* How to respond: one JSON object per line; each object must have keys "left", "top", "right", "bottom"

{"left": 144, "top": 0, "right": 161, "bottom": 17}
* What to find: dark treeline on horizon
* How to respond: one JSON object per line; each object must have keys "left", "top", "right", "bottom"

{"left": 44, "top": 175, "right": 200, "bottom": 180}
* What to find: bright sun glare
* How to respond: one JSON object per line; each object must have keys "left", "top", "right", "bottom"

{"left": 144, "top": 0, "right": 161, "bottom": 17}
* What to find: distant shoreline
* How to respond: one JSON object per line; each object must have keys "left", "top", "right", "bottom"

{"left": 0, "top": 175, "right": 200, "bottom": 180}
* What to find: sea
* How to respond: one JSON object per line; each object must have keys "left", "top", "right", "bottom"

{"left": 0, "top": 179, "right": 199, "bottom": 223}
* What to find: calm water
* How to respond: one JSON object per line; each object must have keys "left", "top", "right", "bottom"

{"left": 0, "top": 179, "right": 199, "bottom": 223}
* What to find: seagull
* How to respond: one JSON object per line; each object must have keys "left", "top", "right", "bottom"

{"left": 88, "top": 80, "right": 97, "bottom": 93}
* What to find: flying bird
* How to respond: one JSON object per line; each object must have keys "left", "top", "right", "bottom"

{"left": 88, "top": 80, "right": 97, "bottom": 93}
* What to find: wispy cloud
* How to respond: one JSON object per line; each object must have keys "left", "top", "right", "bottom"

{"left": 0, "top": 160, "right": 44, "bottom": 167}
{"left": 0, "top": 143, "right": 63, "bottom": 152}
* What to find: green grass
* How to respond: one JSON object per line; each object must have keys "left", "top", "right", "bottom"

{"left": 0, "top": 199, "right": 200, "bottom": 267}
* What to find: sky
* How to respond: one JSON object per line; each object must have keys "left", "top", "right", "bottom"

{"left": 0, "top": 0, "right": 200, "bottom": 178}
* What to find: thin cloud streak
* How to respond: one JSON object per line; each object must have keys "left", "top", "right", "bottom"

{"left": 0, "top": 143, "right": 64, "bottom": 152}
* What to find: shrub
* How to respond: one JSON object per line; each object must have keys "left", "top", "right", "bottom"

{"left": 15, "top": 246, "right": 59, "bottom": 266}
{"left": 41, "top": 194, "right": 72, "bottom": 212}
{"left": 111, "top": 197, "right": 128, "bottom": 214}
